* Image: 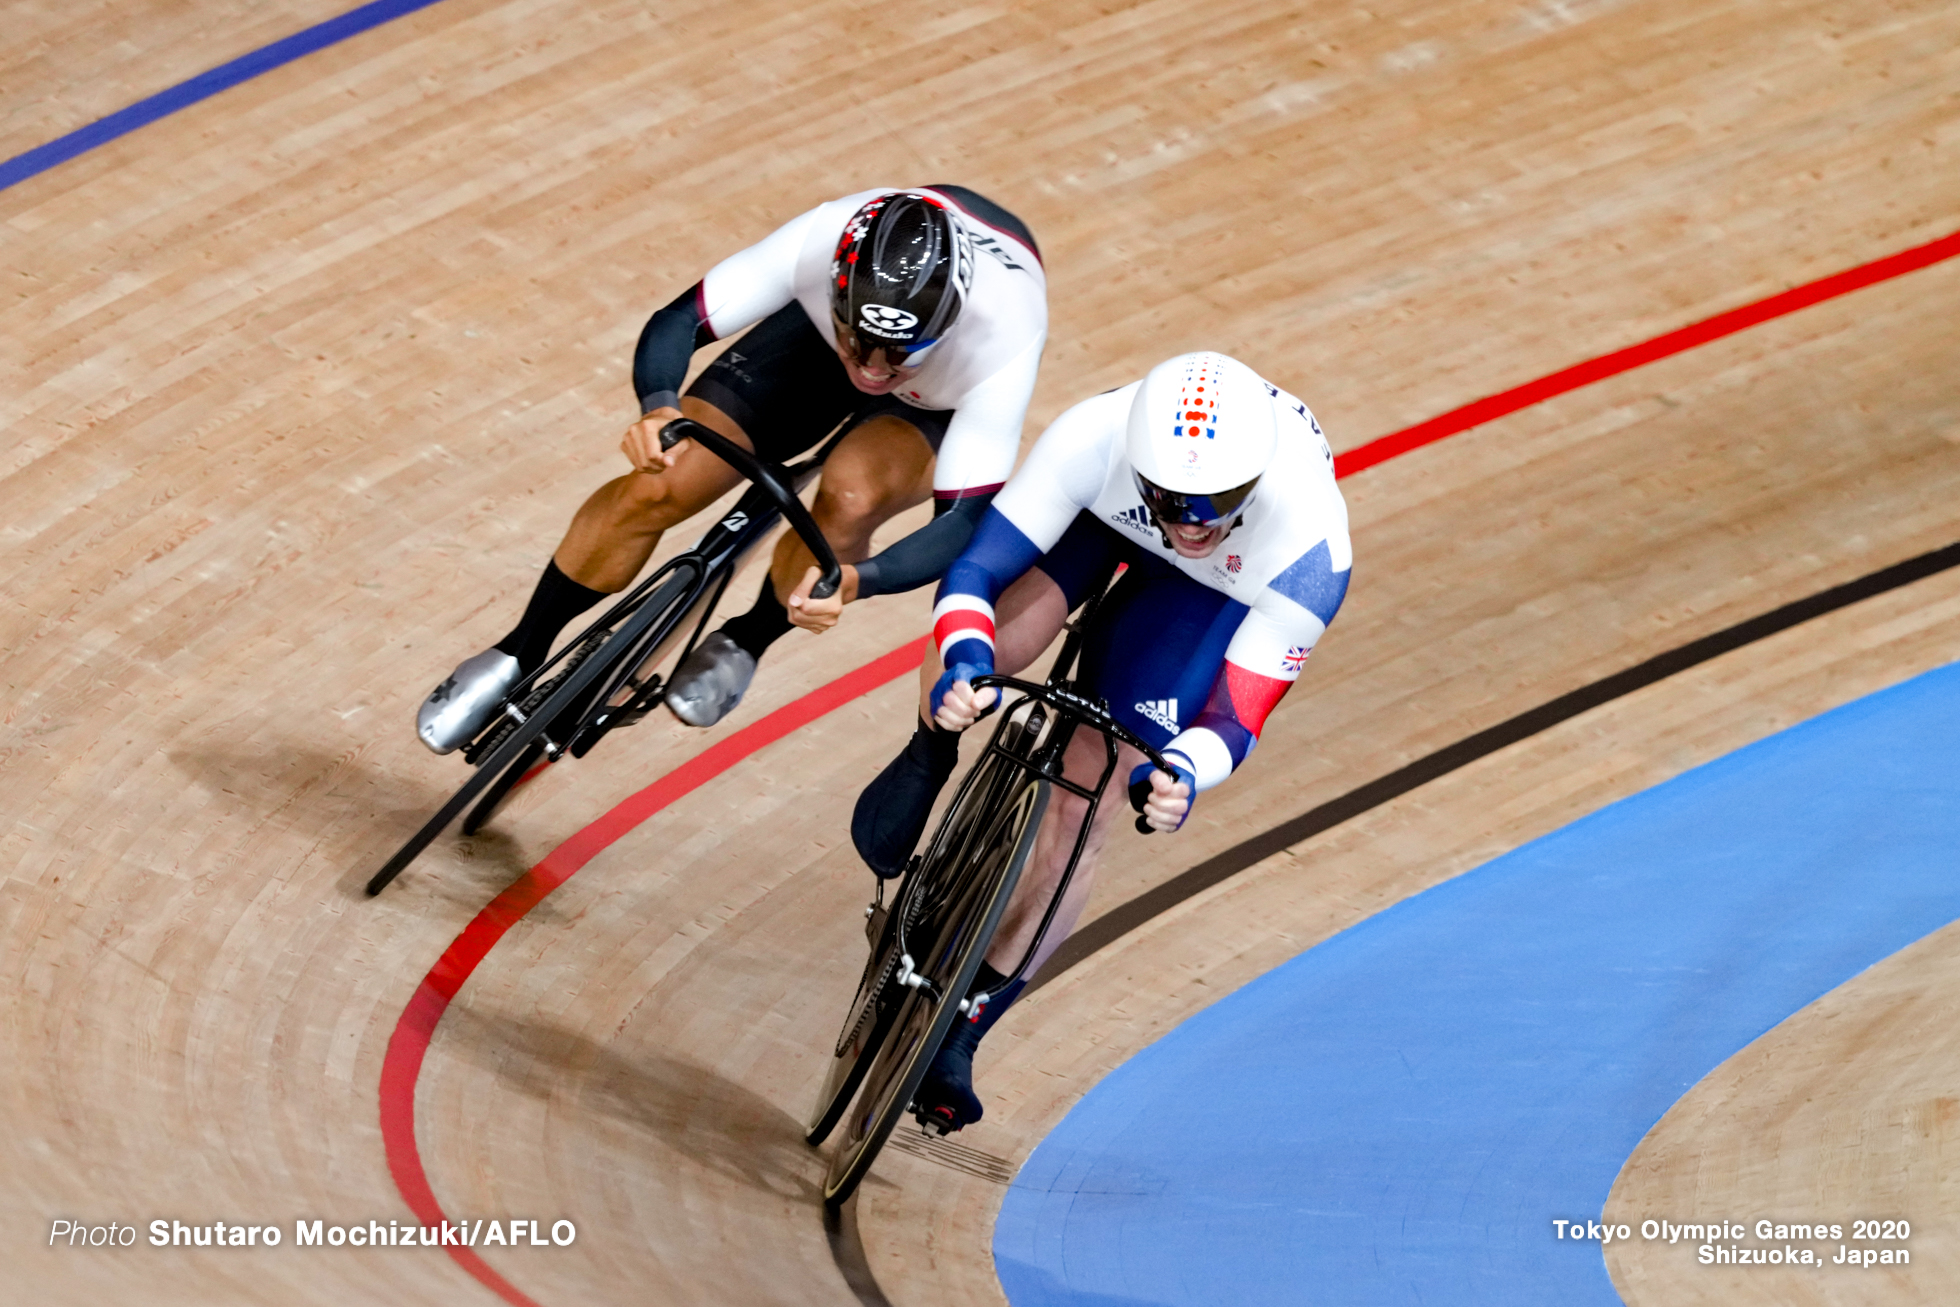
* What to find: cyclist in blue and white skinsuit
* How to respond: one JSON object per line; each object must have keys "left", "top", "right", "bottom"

{"left": 851, "top": 351, "right": 1352, "bottom": 1133}
{"left": 416, "top": 187, "right": 1047, "bottom": 750}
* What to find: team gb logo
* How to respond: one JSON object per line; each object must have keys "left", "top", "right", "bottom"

{"left": 859, "top": 303, "right": 919, "bottom": 336}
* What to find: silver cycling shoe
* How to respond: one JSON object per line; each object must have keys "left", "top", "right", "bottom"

{"left": 417, "top": 648, "right": 522, "bottom": 754}
{"left": 664, "top": 631, "right": 757, "bottom": 728}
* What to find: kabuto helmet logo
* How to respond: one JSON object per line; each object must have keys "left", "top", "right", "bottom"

{"left": 829, "top": 192, "right": 972, "bottom": 364}
{"left": 859, "top": 304, "right": 920, "bottom": 337}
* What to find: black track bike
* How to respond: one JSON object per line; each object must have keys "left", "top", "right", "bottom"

{"left": 805, "top": 585, "right": 1176, "bottom": 1204}
{"left": 366, "top": 419, "right": 843, "bottom": 895}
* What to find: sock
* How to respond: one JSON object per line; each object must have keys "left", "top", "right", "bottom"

{"left": 494, "top": 559, "right": 607, "bottom": 675}
{"left": 958, "top": 961, "right": 1026, "bottom": 1039}
{"left": 919, "top": 962, "right": 1028, "bottom": 1128}
{"left": 851, "top": 717, "right": 964, "bottom": 876}
{"left": 718, "top": 575, "right": 794, "bottom": 660}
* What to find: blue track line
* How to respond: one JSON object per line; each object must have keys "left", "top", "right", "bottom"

{"left": 996, "top": 660, "right": 1960, "bottom": 1305}
{"left": 0, "top": 0, "right": 451, "bottom": 194}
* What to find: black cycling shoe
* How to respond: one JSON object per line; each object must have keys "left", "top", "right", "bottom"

{"left": 852, "top": 720, "right": 961, "bottom": 878}
{"left": 913, "top": 1028, "right": 986, "bottom": 1135}
{"left": 909, "top": 965, "right": 1028, "bottom": 1135}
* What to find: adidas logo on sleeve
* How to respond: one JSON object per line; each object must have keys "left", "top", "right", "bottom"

{"left": 1134, "top": 698, "right": 1179, "bottom": 732}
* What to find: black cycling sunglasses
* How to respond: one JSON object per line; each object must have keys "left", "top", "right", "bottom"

{"left": 831, "top": 314, "right": 939, "bottom": 370}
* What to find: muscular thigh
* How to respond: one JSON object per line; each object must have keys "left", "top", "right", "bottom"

{"left": 607, "top": 392, "right": 750, "bottom": 519}
{"left": 815, "top": 414, "right": 936, "bottom": 516}
{"left": 989, "top": 514, "right": 1137, "bottom": 677}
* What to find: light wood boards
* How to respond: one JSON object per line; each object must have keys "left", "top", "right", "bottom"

{"left": 1606, "top": 913, "right": 1960, "bottom": 1304}
{"left": 3, "top": 0, "right": 1956, "bottom": 1302}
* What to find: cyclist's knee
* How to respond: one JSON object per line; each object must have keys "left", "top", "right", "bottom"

{"left": 607, "top": 469, "right": 696, "bottom": 532}
{"left": 813, "top": 474, "right": 898, "bottom": 543}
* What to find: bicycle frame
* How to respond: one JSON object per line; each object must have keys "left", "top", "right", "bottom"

{"left": 889, "top": 585, "right": 1178, "bottom": 1013}
{"left": 467, "top": 421, "right": 846, "bottom": 761}
{"left": 366, "top": 420, "right": 845, "bottom": 895}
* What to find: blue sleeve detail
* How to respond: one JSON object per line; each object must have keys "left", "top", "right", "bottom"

{"left": 930, "top": 662, "right": 988, "bottom": 720}
{"left": 1268, "top": 540, "right": 1350, "bottom": 626}
{"left": 632, "top": 283, "right": 714, "bottom": 413}
{"left": 934, "top": 507, "right": 1044, "bottom": 608}
{"left": 1127, "top": 758, "right": 1198, "bottom": 831}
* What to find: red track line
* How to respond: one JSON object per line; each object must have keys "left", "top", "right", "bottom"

{"left": 377, "top": 638, "right": 928, "bottom": 1305}
{"left": 1334, "top": 225, "right": 1960, "bottom": 479}
{"left": 378, "top": 223, "right": 1960, "bottom": 1304}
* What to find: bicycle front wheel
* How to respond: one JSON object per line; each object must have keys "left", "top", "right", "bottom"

{"left": 820, "top": 770, "right": 1049, "bottom": 1205}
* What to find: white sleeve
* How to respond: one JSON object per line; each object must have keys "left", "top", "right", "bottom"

{"left": 695, "top": 206, "right": 822, "bottom": 338}
{"left": 1225, "top": 590, "right": 1327, "bottom": 685}
{"left": 989, "top": 387, "right": 1125, "bottom": 550}
{"left": 930, "top": 332, "right": 1044, "bottom": 496}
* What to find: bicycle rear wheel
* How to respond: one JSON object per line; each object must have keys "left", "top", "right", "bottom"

{"left": 460, "top": 739, "right": 547, "bottom": 836}
{"left": 805, "top": 897, "right": 903, "bottom": 1146}
{"left": 820, "top": 768, "right": 1049, "bottom": 1205}
{"left": 365, "top": 564, "right": 699, "bottom": 895}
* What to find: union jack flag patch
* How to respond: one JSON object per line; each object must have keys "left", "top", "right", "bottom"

{"left": 1281, "top": 645, "right": 1311, "bottom": 673}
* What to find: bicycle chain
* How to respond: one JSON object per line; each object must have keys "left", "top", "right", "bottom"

{"left": 836, "top": 941, "right": 903, "bottom": 1058}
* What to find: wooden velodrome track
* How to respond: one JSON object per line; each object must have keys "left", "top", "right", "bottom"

{"left": 6, "top": 0, "right": 1958, "bottom": 1302}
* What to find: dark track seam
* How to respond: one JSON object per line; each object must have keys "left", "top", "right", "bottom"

{"left": 1033, "top": 538, "right": 1960, "bottom": 988}
{"left": 824, "top": 537, "right": 1960, "bottom": 1302}
{"left": 824, "top": 1196, "right": 892, "bottom": 1307}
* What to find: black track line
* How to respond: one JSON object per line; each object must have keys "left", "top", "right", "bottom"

{"left": 1030, "top": 538, "right": 1960, "bottom": 991}
{"left": 824, "top": 538, "right": 1960, "bottom": 1301}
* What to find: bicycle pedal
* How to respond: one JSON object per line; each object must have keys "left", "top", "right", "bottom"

{"left": 910, "top": 1102, "right": 963, "bottom": 1137}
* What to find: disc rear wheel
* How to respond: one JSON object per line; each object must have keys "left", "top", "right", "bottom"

{"left": 820, "top": 771, "right": 1049, "bottom": 1205}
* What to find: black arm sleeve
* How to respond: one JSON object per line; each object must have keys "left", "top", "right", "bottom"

{"left": 851, "top": 493, "right": 994, "bottom": 599}
{"left": 631, "top": 283, "right": 718, "bottom": 414}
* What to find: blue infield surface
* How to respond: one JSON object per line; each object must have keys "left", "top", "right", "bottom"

{"left": 995, "top": 659, "right": 1960, "bottom": 1305}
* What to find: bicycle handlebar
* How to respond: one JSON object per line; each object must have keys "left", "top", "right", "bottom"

{"left": 969, "top": 674, "right": 1181, "bottom": 835}
{"left": 658, "top": 418, "right": 843, "bottom": 600}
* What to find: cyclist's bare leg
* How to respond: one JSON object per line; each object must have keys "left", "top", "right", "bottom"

{"left": 417, "top": 396, "right": 755, "bottom": 752}
{"left": 850, "top": 567, "right": 1068, "bottom": 875}
{"left": 552, "top": 395, "right": 750, "bottom": 594}
{"left": 984, "top": 731, "right": 1144, "bottom": 977}
{"left": 767, "top": 413, "right": 934, "bottom": 602}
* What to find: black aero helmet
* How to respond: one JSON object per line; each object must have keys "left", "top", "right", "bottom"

{"left": 829, "top": 192, "right": 972, "bottom": 366}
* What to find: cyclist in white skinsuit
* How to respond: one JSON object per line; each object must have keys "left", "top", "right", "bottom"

{"left": 852, "top": 351, "right": 1353, "bottom": 1133}
{"left": 418, "top": 186, "right": 1047, "bottom": 749}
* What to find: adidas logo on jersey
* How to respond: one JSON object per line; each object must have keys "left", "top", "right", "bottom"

{"left": 1114, "top": 504, "right": 1155, "bottom": 536}
{"left": 1134, "top": 698, "right": 1179, "bottom": 732}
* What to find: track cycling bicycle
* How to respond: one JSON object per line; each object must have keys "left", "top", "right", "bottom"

{"left": 805, "top": 581, "right": 1176, "bottom": 1204}
{"left": 366, "top": 418, "right": 843, "bottom": 895}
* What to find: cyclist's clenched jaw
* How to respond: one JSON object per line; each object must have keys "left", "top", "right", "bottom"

{"left": 1161, "top": 519, "right": 1229, "bottom": 558}
{"left": 832, "top": 321, "right": 918, "bottom": 395}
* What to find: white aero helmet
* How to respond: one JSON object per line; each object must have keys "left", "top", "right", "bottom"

{"left": 1125, "top": 351, "right": 1278, "bottom": 529}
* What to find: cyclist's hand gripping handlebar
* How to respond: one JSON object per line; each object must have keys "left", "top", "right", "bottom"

{"left": 1128, "top": 759, "right": 1193, "bottom": 835}
{"left": 658, "top": 419, "right": 842, "bottom": 600}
